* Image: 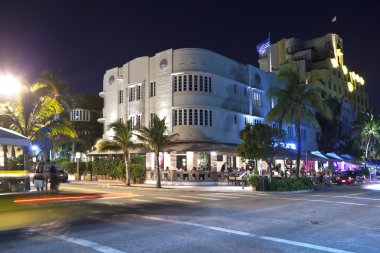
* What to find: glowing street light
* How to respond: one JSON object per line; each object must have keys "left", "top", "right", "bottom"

{"left": 0, "top": 74, "right": 21, "bottom": 96}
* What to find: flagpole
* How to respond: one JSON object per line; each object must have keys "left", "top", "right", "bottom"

{"left": 268, "top": 32, "right": 272, "bottom": 72}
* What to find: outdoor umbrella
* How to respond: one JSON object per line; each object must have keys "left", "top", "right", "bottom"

{"left": 325, "top": 152, "right": 344, "bottom": 161}
{"left": 0, "top": 127, "right": 31, "bottom": 146}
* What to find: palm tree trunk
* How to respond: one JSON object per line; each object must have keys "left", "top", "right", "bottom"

{"left": 296, "top": 116, "right": 301, "bottom": 178}
{"left": 124, "top": 153, "right": 130, "bottom": 186}
{"left": 156, "top": 151, "right": 161, "bottom": 188}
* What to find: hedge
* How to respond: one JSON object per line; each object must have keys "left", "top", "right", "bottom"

{"left": 269, "top": 177, "right": 314, "bottom": 192}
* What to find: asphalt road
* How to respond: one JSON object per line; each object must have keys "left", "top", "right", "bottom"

{"left": 1, "top": 181, "right": 380, "bottom": 253}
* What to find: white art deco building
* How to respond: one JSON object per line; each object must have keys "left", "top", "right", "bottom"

{"left": 98, "top": 48, "right": 318, "bottom": 172}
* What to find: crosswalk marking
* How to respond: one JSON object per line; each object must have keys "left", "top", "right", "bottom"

{"left": 177, "top": 195, "right": 222, "bottom": 201}
{"left": 155, "top": 197, "right": 200, "bottom": 203}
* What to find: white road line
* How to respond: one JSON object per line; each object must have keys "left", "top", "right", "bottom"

{"left": 284, "top": 197, "right": 371, "bottom": 206}
{"left": 303, "top": 194, "right": 380, "bottom": 201}
{"left": 130, "top": 198, "right": 154, "bottom": 203}
{"left": 155, "top": 197, "right": 200, "bottom": 203}
{"left": 198, "top": 194, "right": 239, "bottom": 199}
{"left": 141, "top": 216, "right": 354, "bottom": 253}
{"left": 177, "top": 195, "right": 222, "bottom": 201}
{"left": 54, "top": 235, "right": 126, "bottom": 253}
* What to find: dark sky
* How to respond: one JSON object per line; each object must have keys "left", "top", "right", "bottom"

{"left": 1, "top": 1, "right": 379, "bottom": 107}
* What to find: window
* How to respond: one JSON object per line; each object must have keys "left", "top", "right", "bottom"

{"left": 244, "top": 87, "right": 247, "bottom": 96}
{"left": 205, "top": 110, "right": 208, "bottom": 126}
{"left": 119, "top": 90, "right": 123, "bottom": 103}
{"left": 189, "top": 75, "right": 193, "bottom": 91}
{"left": 302, "top": 129, "right": 307, "bottom": 140}
{"left": 128, "top": 88, "right": 133, "bottom": 102}
{"left": 200, "top": 75, "right": 203, "bottom": 91}
{"left": 174, "top": 110, "right": 178, "bottom": 126}
{"left": 183, "top": 75, "right": 187, "bottom": 91}
{"left": 137, "top": 85, "right": 141, "bottom": 100}
{"left": 209, "top": 111, "right": 213, "bottom": 126}
{"left": 150, "top": 82, "right": 156, "bottom": 97}
{"left": 271, "top": 98, "right": 277, "bottom": 108}
{"left": 130, "top": 115, "right": 135, "bottom": 127}
{"left": 200, "top": 109, "right": 203, "bottom": 125}
{"left": 209, "top": 77, "right": 212, "bottom": 92}
{"left": 150, "top": 113, "right": 156, "bottom": 127}
{"left": 174, "top": 76, "right": 177, "bottom": 92}
{"left": 245, "top": 117, "right": 247, "bottom": 125}
{"left": 194, "top": 109, "right": 198, "bottom": 125}
{"left": 178, "top": 76, "right": 182, "bottom": 91}
{"left": 136, "top": 115, "right": 141, "bottom": 129}
{"left": 287, "top": 126, "right": 293, "bottom": 138}
{"left": 194, "top": 75, "right": 198, "bottom": 91}
{"left": 204, "top": 76, "right": 208, "bottom": 92}
{"left": 189, "top": 109, "right": 193, "bottom": 125}
{"left": 234, "top": 84, "right": 237, "bottom": 94}
{"left": 253, "top": 92, "right": 262, "bottom": 107}
{"left": 179, "top": 110, "right": 182, "bottom": 125}
{"left": 234, "top": 115, "right": 237, "bottom": 124}
{"left": 184, "top": 109, "right": 187, "bottom": 125}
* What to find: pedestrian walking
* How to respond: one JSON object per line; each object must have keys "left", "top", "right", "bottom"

{"left": 49, "top": 163, "right": 60, "bottom": 192}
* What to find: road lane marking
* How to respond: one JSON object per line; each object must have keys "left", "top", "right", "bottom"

{"left": 177, "top": 195, "right": 222, "bottom": 201}
{"left": 130, "top": 198, "right": 154, "bottom": 203}
{"left": 284, "top": 198, "right": 370, "bottom": 206}
{"left": 302, "top": 194, "right": 380, "bottom": 201}
{"left": 54, "top": 235, "right": 125, "bottom": 253}
{"left": 198, "top": 194, "right": 239, "bottom": 199}
{"left": 154, "top": 197, "right": 200, "bottom": 203}
{"left": 141, "top": 216, "right": 354, "bottom": 253}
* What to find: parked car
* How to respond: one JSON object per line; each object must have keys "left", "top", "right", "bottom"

{"left": 335, "top": 171, "right": 363, "bottom": 185}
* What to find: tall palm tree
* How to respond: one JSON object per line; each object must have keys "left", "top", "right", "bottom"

{"left": 266, "top": 65, "right": 331, "bottom": 177}
{"left": 97, "top": 120, "right": 139, "bottom": 186}
{"left": 353, "top": 109, "right": 380, "bottom": 170}
{"left": 0, "top": 82, "right": 77, "bottom": 169}
{"left": 135, "top": 115, "right": 178, "bottom": 188}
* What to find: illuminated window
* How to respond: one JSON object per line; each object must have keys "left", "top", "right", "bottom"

{"left": 119, "top": 90, "right": 123, "bottom": 103}
{"left": 253, "top": 92, "right": 262, "bottom": 107}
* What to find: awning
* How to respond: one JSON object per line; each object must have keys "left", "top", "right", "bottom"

{"left": 325, "top": 152, "right": 344, "bottom": 161}
{"left": 164, "top": 141, "right": 238, "bottom": 154}
{"left": 310, "top": 151, "right": 329, "bottom": 161}
{"left": 0, "top": 127, "right": 31, "bottom": 146}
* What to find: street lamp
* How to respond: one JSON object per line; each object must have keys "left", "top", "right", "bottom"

{"left": 76, "top": 152, "right": 81, "bottom": 181}
{"left": 0, "top": 74, "right": 21, "bottom": 97}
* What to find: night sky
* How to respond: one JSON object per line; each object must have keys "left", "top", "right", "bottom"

{"left": 1, "top": 1, "right": 379, "bottom": 108}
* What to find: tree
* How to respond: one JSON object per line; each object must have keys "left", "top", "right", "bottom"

{"left": 135, "top": 115, "right": 178, "bottom": 188}
{"left": 352, "top": 109, "right": 380, "bottom": 171}
{"left": 237, "top": 123, "right": 285, "bottom": 180}
{"left": 266, "top": 65, "right": 331, "bottom": 177}
{"left": 97, "top": 120, "right": 139, "bottom": 186}
{"left": 0, "top": 82, "right": 77, "bottom": 169}
{"left": 316, "top": 97, "right": 351, "bottom": 154}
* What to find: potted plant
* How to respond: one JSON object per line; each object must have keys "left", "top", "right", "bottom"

{"left": 248, "top": 173, "right": 260, "bottom": 191}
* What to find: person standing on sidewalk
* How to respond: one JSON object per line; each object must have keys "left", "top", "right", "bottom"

{"left": 49, "top": 162, "right": 60, "bottom": 192}
{"left": 33, "top": 162, "right": 45, "bottom": 191}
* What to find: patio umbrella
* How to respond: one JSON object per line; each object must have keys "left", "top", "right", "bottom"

{"left": 0, "top": 127, "right": 31, "bottom": 146}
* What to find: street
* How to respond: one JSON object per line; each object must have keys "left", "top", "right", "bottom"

{"left": 1, "top": 182, "right": 380, "bottom": 253}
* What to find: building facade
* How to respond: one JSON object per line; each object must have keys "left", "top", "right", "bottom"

{"left": 99, "top": 48, "right": 318, "bottom": 172}
{"left": 259, "top": 33, "right": 368, "bottom": 136}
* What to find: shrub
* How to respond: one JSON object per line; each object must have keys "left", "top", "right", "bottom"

{"left": 269, "top": 177, "right": 314, "bottom": 192}
{"left": 92, "top": 157, "right": 125, "bottom": 179}
{"left": 248, "top": 174, "right": 260, "bottom": 187}
{"left": 130, "top": 164, "right": 146, "bottom": 181}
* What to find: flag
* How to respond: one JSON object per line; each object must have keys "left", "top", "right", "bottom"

{"left": 256, "top": 38, "right": 270, "bottom": 55}
{"left": 331, "top": 16, "right": 337, "bottom": 23}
